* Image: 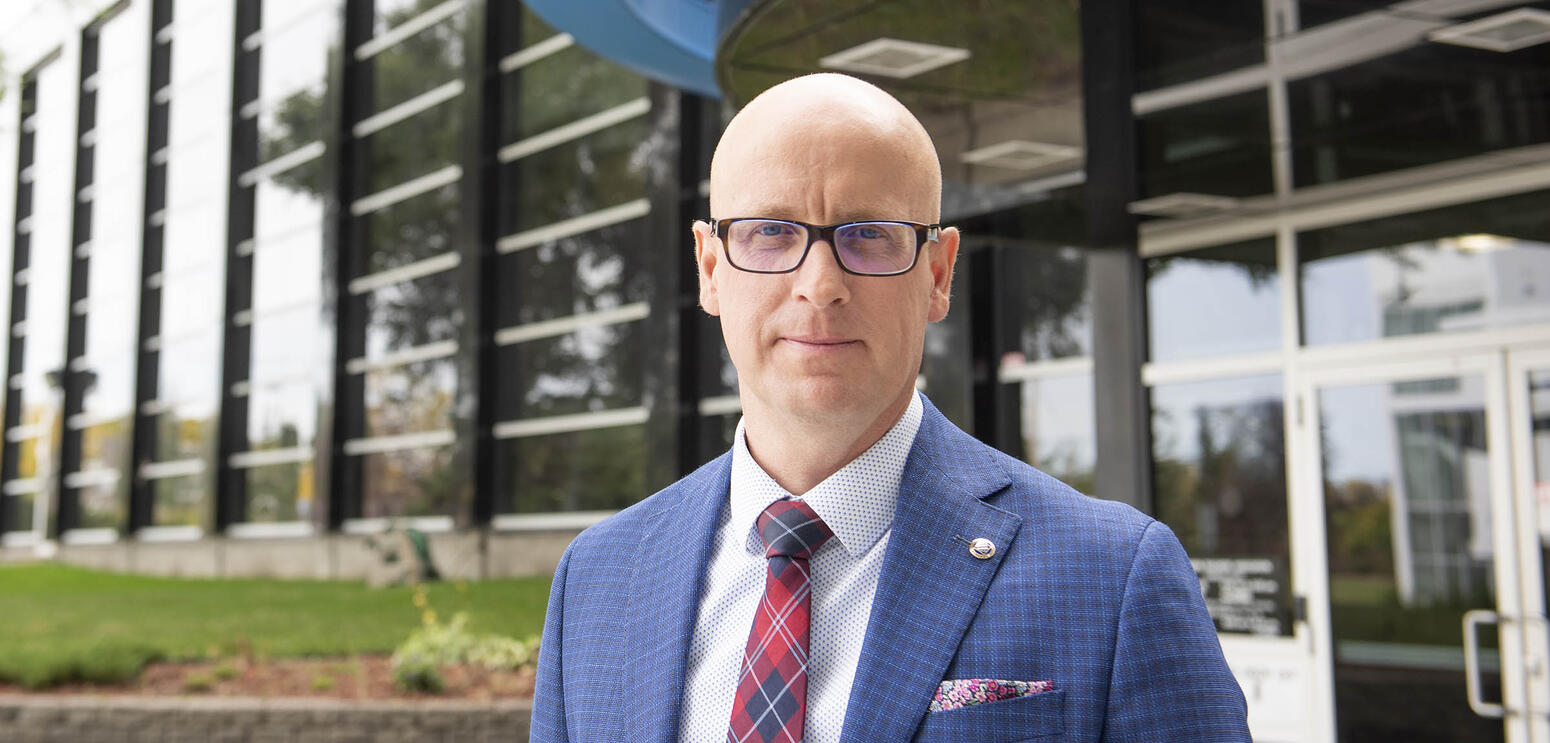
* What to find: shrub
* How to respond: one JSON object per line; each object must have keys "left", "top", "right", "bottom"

{"left": 182, "top": 671, "right": 214, "bottom": 693}
{"left": 389, "top": 609, "right": 539, "bottom": 693}
{"left": 212, "top": 663, "right": 238, "bottom": 681}
{"left": 311, "top": 674, "right": 335, "bottom": 692}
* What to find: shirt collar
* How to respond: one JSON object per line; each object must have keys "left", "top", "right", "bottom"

{"left": 728, "top": 391, "right": 924, "bottom": 559}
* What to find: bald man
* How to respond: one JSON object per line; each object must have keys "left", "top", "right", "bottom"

{"left": 530, "top": 74, "right": 1249, "bottom": 743}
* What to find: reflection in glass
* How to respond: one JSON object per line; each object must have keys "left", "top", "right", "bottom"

{"left": 498, "top": 320, "right": 646, "bottom": 420}
{"left": 154, "top": 405, "right": 218, "bottom": 463}
{"left": 245, "top": 460, "right": 314, "bottom": 524}
{"left": 250, "top": 305, "right": 326, "bottom": 383}
{"left": 363, "top": 100, "right": 460, "bottom": 193}
{"left": 1136, "top": 90, "right": 1273, "bottom": 200}
{"left": 1147, "top": 238, "right": 1280, "bottom": 361}
{"left": 247, "top": 382, "right": 318, "bottom": 450}
{"left": 252, "top": 233, "right": 324, "bottom": 313}
{"left": 502, "top": 118, "right": 651, "bottom": 234}
{"left": 362, "top": 182, "right": 459, "bottom": 275}
{"left": 698, "top": 413, "right": 740, "bottom": 464}
{"left": 499, "top": 424, "right": 647, "bottom": 513}
{"left": 75, "top": 481, "right": 124, "bottom": 530}
{"left": 1289, "top": 41, "right": 1550, "bottom": 188}
{"left": 1152, "top": 375, "right": 1289, "bottom": 636}
{"left": 1302, "top": 198, "right": 1550, "bottom": 347}
{"left": 153, "top": 472, "right": 209, "bottom": 527}
{"left": 1016, "top": 374, "right": 1095, "bottom": 495}
{"left": 1531, "top": 369, "right": 1550, "bottom": 662}
{"left": 1134, "top": 0, "right": 1263, "bottom": 91}
{"left": 254, "top": 177, "right": 327, "bottom": 244}
{"left": 363, "top": 271, "right": 459, "bottom": 357}
{"left": 359, "top": 446, "right": 455, "bottom": 518}
{"left": 363, "top": 358, "right": 456, "bottom": 438}
{"left": 502, "top": 40, "right": 648, "bottom": 143}
{"left": 921, "top": 255, "right": 972, "bottom": 430}
{"left": 368, "top": 0, "right": 463, "bottom": 114}
{"left": 1319, "top": 376, "right": 1501, "bottom": 742}
{"left": 995, "top": 242, "right": 1091, "bottom": 363}
{"left": 497, "top": 220, "right": 650, "bottom": 327}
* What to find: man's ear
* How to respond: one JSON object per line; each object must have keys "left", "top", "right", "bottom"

{"left": 926, "top": 226, "right": 959, "bottom": 323}
{"left": 692, "top": 220, "right": 721, "bottom": 316}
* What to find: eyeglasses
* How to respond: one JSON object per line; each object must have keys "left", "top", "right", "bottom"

{"left": 710, "top": 218, "right": 940, "bottom": 276}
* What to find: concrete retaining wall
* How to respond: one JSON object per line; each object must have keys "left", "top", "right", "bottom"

{"left": 0, "top": 529, "right": 580, "bottom": 581}
{"left": 0, "top": 695, "right": 533, "bottom": 743}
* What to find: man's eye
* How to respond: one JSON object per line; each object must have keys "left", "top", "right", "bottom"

{"left": 854, "top": 227, "right": 884, "bottom": 239}
{"left": 756, "top": 224, "right": 789, "bottom": 236}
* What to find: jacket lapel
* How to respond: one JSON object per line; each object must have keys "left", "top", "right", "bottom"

{"left": 839, "top": 398, "right": 1022, "bottom": 743}
{"left": 625, "top": 452, "right": 732, "bottom": 743}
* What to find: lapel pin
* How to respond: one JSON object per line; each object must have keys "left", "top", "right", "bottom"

{"left": 969, "top": 538, "right": 996, "bottom": 560}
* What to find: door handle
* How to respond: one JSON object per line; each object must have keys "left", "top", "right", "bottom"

{"left": 1463, "top": 609, "right": 1506, "bottom": 719}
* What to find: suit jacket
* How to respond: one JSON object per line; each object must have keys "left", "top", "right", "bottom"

{"left": 530, "top": 396, "right": 1250, "bottom": 742}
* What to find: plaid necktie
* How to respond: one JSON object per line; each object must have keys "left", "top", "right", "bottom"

{"left": 727, "top": 499, "right": 835, "bottom": 743}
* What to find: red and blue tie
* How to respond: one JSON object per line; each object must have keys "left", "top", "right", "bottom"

{"left": 727, "top": 499, "right": 834, "bottom": 743}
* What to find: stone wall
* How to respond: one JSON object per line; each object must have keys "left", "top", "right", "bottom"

{"left": 0, "top": 529, "right": 582, "bottom": 581}
{"left": 0, "top": 695, "right": 533, "bottom": 743}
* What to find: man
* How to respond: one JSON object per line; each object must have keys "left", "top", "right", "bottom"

{"left": 531, "top": 73, "right": 1249, "bottom": 743}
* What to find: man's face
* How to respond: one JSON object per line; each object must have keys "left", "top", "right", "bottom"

{"left": 694, "top": 116, "right": 958, "bottom": 428}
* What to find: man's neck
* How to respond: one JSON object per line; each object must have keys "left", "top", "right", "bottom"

{"left": 740, "top": 389, "right": 915, "bottom": 495}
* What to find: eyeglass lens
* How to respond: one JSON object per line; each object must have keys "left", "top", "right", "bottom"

{"left": 726, "top": 220, "right": 917, "bottom": 274}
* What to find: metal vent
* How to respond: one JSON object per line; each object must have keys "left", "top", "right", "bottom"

{"left": 1429, "top": 8, "right": 1550, "bottom": 52}
{"left": 960, "top": 140, "right": 1080, "bottom": 170}
{"left": 1126, "top": 193, "right": 1241, "bottom": 218}
{"left": 819, "top": 38, "right": 970, "bottom": 79}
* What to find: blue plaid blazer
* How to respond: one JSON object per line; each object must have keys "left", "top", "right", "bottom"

{"left": 531, "top": 396, "right": 1250, "bottom": 742}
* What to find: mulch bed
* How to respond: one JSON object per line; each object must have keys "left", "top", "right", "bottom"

{"left": 0, "top": 656, "right": 535, "bottom": 701}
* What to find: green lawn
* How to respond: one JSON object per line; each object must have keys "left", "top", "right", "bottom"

{"left": 0, "top": 563, "right": 551, "bottom": 688}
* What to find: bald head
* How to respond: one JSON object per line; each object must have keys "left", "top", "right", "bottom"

{"left": 709, "top": 73, "right": 943, "bottom": 223}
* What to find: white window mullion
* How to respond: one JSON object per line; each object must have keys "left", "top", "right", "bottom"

{"left": 345, "top": 339, "right": 457, "bottom": 375}
{"left": 496, "top": 198, "right": 650, "bottom": 254}
{"left": 497, "top": 96, "right": 651, "bottom": 164}
{"left": 350, "top": 164, "right": 461, "bottom": 216}
{"left": 493, "top": 406, "right": 649, "bottom": 440}
{"left": 354, "top": 0, "right": 465, "bottom": 61}
{"left": 498, "top": 32, "right": 574, "bottom": 73}
{"left": 353, "top": 80, "right": 463, "bottom": 138}
{"left": 493, "top": 301, "right": 649, "bottom": 346}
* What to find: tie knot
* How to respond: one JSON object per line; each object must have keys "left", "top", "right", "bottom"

{"left": 756, "top": 499, "right": 834, "bottom": 560}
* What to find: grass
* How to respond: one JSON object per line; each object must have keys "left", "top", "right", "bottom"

{"left": 0, "top": 563, "right": 551, "bottom": 689}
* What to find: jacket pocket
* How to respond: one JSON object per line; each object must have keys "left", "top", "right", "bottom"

{"left": 912, "top": 688, "right": 1064, "bottom": 743}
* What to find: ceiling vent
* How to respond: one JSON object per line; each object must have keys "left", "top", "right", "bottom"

{"left": 960, "top": 140, "right": 1080, "bottom": 170}
{"left": 1126, "top": 193, "right": 1241, "bottom": 219}
{"left": 819, "top": 38, "right": 970, "bottom": 79}
{"left": 1429, "top": 8, "right": 1550, "bottom": 52}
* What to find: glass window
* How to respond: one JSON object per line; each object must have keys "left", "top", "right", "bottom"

{"left": 496, "top": 219, "right": 650, "bottom": 327}
{"left": 247, "top": 382, "right": 318, "bottom": 450}
{"left": 78, "top": 355, "right": 136, "bottom": 450}
{"left": 497, "top": 424, "right": 647, "bottom": 514}
{"left": 363, "top": 99, "right": 461, "bottom": 193}
{"left": 495, "top": 319, "right": 647, "bottom": 420}
{"left": 501, "top": 40, "right": 649, "bottom": 143}
{"left": 1134, "top": 0, "right": 1264, "bottom": 91}
{"left": 1147, "top": 238, "right": 1280, "bottom": 361}
{"left": 254, "top": 176, "right": 325, "bottom": 244}
{"left": 245, "top": 459, "right": 316, "bottom": 523}
{"left": 363, "top": 271, "right": 459, "bottom": 357}
{"left": 995, "top": 241, "right": 1092, "bottom": 364}
{"left": 252, "top": 231, "right": 324, "bottom": 313}
{"left": 156, "top": 332, "right": 221, "bottom": 411}
{"left": 252, "top": 6, "right": 334, "bottom": 108}
{"left": 1300, "top": 190, "right": 1550, "bottom": 347}
{"left": 362, "top": 358, "right": 456, "bottom": 438}
{"left": 367, "top": 2, "right": 463, "bottom": 114}
{"left": 1136, "top": 89, "right": 1273, "bottom": 200}
{"left": 358, "top": 446, "right": 456, "bottom": 518}
{"left": 152, "top": 472, "right": 209, "bottom": 527}
{"left": 501, "top": 117, "right": 651, "bottom": 234}
{"left": 250, "top": 304, "right": 326, "bottom": 383}
{"left": 1288, "top": 32, "right": 1550, "bottom": 188}
{"left": 362, "top": 181, "right": 459, "bottom": 275}
{"left": 153, "top": 402, "right": 218, "bottom": 463}
{"left": 1013, "top": 373, "right": 1096, "bottom": 495}
{"left": 76, "top": 480, "right": 126, "bottom": 530}
{"left": 1295, "top": 0, "right": 1392, "bottom": 31}
{"left": 1152, "top": 374, "right": 1291, "bottom": 636}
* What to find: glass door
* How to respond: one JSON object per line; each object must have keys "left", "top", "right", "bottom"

{"left": 1300, "top": 355, "right": 1527, "bottom": 742}
{"left": 1508, "top": 349, "right": 1550, "bottom": 743}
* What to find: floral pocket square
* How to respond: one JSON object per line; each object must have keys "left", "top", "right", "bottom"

{"left": 930, "top": 678, "right": 1054, "bottom": 712}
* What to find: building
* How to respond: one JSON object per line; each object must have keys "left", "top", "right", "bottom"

{"left": 1, "top": 0, "right": 1548, "bottom": 740}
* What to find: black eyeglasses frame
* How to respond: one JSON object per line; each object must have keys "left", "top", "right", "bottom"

{"left": 708, "top": 217, "right": 942, "bottom": 277}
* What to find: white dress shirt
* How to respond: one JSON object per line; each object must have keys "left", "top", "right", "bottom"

{"left": 678, "top": 392, "right": 924, "bottom": 743}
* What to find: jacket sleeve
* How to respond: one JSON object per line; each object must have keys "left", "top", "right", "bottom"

{"left": 1102, "top": 520, "right": 1252, "bottom": 742}
{"left": 530, "top": 545, "right": 574, "bottom": 743}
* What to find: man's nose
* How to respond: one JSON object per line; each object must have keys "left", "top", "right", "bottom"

{"left": 791, "top": 239, "right": 851, "bottom": 307}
